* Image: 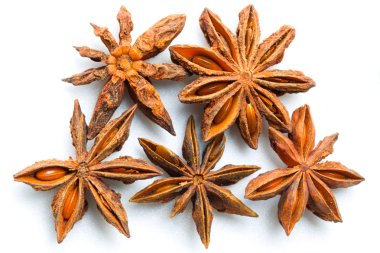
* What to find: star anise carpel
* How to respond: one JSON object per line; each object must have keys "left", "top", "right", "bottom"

{"left": 245, "top": 105, "right": 364, "bottom": 235}
{"left": 130, "top": 115, "right": 259, "bottom": 248}
{"left": 63, "top": 6, "right": 187, "bottom": 139}
{"left": 13, "top": 100, "right": 161, "bottom": 243}
{"left": 170, "top": 5, "right": 315, "bottom": 149}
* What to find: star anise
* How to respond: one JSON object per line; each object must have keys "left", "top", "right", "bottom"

{"left": 245, "top": 105, "right": 364, "bottom": 235}
{"left": 130, "top": 116, "right": 259, "bottom": 248}
{"left": 63, "top": 6, "right": 187, "bottom": 139}
{"left": 170, "top": 5, "right": 315, "bottom": 149}
{"left": 13, "top": 100, "right": 161, "bottom": 243}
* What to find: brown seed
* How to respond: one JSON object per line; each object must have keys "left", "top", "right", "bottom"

{"left": 196, "top": 83, "right": 228, "bottom": 96}
{"left": 259, "top": 95, "right": 281, "bottom": 117}
{"left": 97, "top": 128, "right": 119, "bottom": 151}
{"left": 156, "top": 145, "right": 179, "bottom": 165}
{"left": 317, "top": 171, "right": 347, "bottom": 179}
{"left": 108, "top": 168, "right": 136, "bottom": 174}
{"left": 62, "top": 187, "right": 79, "bottom": 220}
{"left": 108, "top": 168, "right": 126, "bottom": 173}
{"left": 35, "top": 167, "right": 68, "bottom": 181}
{"left": 259, "top": 95, "right": 273, "bottom": 108}
{"left": 245, "top": 26, "right": 253, "bottom": 55}
{"left": 217, "top": 32, "right": 232, "bottom": 56}
{"left": 257, "top": 177, "right": 288, "bottom": 192}
{"left": 192, "top": 56, "right": 223, "bottom": 71}
{"left": 246, "top": 103, "right": 257, "bottom": 134}
{"left": 214, "top": 97, "right": 233, "bottom": 124}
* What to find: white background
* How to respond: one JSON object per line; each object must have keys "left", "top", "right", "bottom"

{"left": 0, "top": 0, "right": 378, "bottom": 252}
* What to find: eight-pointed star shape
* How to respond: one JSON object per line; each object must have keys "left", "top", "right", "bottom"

{"left": 245, "top": 105, "right": 364, "bottom": 235}
{"left": 131, "top": 116, "right": 259, "bottom": 248}
{"left": 14, "top": 100, "right": 161, "bottom": 243}
{"left": 170, "top": 5, "right": 315, "bottom": 149}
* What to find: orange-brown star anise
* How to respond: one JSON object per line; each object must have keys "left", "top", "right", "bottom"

{"left": 170, "top": 5, "right": 315, "bottom": 149}
{"left": 245, "top": 105, "right": 364, "bottom": 235}
{"left": 130, "top": 116, "right": 259, "bottom": 248}
{"left": 14, "top": 100, "right": 161, "bottom": 243}
{"left": 64, "top": 6, "right": 187, "bottom": 139}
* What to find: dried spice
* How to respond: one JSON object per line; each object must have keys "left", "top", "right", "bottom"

{"left": 170, "top": 5, "right": 315, "bottom": 149}
{"left": 14, "top": 100, "right": 161, "bottom": 243}
{"left": 63, "top": 6, "right": 187, "bottom": 139}
{"left": 245, "top": 105, "right": 364, "bottom": 235}
{"left": 130, "top": 116, "right": 259, "bottom": 248}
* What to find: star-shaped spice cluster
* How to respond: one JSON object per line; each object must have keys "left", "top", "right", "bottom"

{"left": 14, "top": 100, "right": 161, "bottom": 242}
{"left": 170, "top": 5, "right": 315, "bottom": 149}
{"left": 130, "top": 116, "right": 259, "bottom": 248}
{"left": 64, "top": 6, "right": 187, "bottom": 139}
{"left": 245, "top": 105, "right": 364, "bottom": 235}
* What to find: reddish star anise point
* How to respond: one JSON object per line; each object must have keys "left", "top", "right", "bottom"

{"left": 245, "top": 104, "right": 364, "bottom": 235}
{"left": 14, "top": 100, "right": 161, "bottom": 243}
{"left": 170, "top": 5, "right": 315, "bottom": 149}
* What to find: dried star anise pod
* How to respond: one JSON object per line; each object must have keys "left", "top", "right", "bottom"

{"left": 245, "top": 105, "right": 364, "bottom": 235}
{"left": 13, "top": 100, "right": 161, "bottom": 243}
{"left": 130, "top": 116, "right": 259, "bottom": 248}
{"left": 63, "top": 6, "right": 187, "bottom": 139}
{"left": 170, "top": 5, "right": 315, "bottom": 149}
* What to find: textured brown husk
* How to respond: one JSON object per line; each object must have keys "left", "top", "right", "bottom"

{"left": 14, "top": 100, "right": 161, "bottom": 243}
{"left": 130, "top": 116, "right": 259, "bottom": 248}
{"left": 63, "top": 6, "right": 188, "bottom": 139}
{"left": 245, "top": 105, "right": 364, "bottom": 235}
{"left": 170, "top": 5, "right": 315, "bottom": 149}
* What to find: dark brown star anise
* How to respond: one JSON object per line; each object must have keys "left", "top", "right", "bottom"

{"left": 63, "top": 6, "right": 187, "bottom": 139}
{"left": 13, "top": 100, "right": 161, "bottom": 243}
{"left": 245, "top": 105, "right": 364, "bottom": 235}
{"left": 130, "top": 116, "right": 259, "bottom": 248}
{"left": 170, "top": 5, "right": 315, "bottom": 149}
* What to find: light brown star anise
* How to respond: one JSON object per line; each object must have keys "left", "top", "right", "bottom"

{"left": 63, "top": 6, "right": 187, "bottom": 139}
{"left": 13, "top": 100, "right": 161, "bottom": 243}
{"left": 170, "top": 5, "right": 315, "bottom": 149}
{"left": 245, "top": 105, "right": 364, "bottom": 235}
{"left": 130, "top": 116, "right": 259, "bottom": 248}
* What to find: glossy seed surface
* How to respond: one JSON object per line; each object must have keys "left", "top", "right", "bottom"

{"left": 197, "top": 83, "right": 228, "bottom": 96}
{"left": 62, "top": 187, "right": 79, "bottom": 220}
{"left": 35, "top": 168, "right": 68, "bottom": 181}
{"left": 156, "top": 145, "right": 179, "bottom": 165}
{"left": 246, "top": 104, "right": 257, "bottom": 134}
{"left": 214, "top": 97, "right": 233, "bottom": 124}
{"left": 192, "top": 56, "right": 223, "bottom": 71}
